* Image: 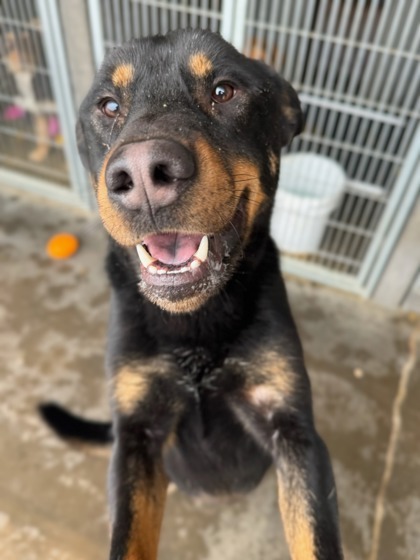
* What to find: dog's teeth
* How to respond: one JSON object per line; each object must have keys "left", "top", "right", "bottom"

{"left": 136, "top": 244, "right": 156, "bottom": 268}
{"left": 148, "top": 265, "right": 158, "bottom": 274}
{"left": 193, "top": 235, "right": 208, "bottom": 263}
{"left": 190, "top": 259, "right": 201, "bottom": 270}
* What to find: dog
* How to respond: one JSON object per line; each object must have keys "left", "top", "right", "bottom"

{"left": 41, "top": 29, "right": 343, "bottom": 560}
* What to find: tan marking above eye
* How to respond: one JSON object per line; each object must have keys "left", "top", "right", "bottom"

{"left": 111, "top": 63, "right": 135, "bottom": 88}
{"left": 188, "top": 52, "right": 213, "bottom": 78}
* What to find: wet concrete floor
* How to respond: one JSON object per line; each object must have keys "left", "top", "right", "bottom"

{"left": 0, "top": 187, "right": 419, "bottom": 560}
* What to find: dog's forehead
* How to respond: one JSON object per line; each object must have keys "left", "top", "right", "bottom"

{"left": 100, "top": 30, "right": 244, "bottom": 91}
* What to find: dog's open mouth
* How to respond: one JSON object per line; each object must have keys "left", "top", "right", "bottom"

{"left": 133, "top": 198, "right": 247, "bottom": 310}
{"left": 137, "top": 233, "right": 209, "bottom": 280}
{"left": 135, "top": 230, "right": 227, "bottom": 293}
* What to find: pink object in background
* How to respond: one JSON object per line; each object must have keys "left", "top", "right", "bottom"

{"left": 3, "top": 104, "right": 26, "bottom": 120}
{"left": 48, "top": 115, "right": 60, "bottom": 137}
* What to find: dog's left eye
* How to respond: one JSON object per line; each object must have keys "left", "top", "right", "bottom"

{"left": 100, "top": 98, "right": 120, "bottom": 118}
{"left": 211, "top": 83, "right": 235, "bottom": 104}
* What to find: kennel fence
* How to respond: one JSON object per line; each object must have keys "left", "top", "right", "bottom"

{"left": 0, "top": 0, "right": 418, "bottom": 299}
{"left": 0, "top": 0, "right": 90, "bottom": 205}
{"left": 86, "top": 0, "right": 420, "bottom": 297}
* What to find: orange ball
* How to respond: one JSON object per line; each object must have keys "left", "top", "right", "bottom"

{"left": 46, "top": 232, "right": 80, "bottom": 260}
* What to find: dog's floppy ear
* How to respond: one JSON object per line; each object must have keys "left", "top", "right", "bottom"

{"left": 250, "top": 58, "right": 303, "bottom": 147}
{"left": 276, "top": 76, "right": 304, "bottom": 146}
{"left": 76, "top": 119, "right": 91, "bottom": 170}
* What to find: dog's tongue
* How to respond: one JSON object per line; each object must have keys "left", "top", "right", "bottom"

{"left": 144, "top": 233, "right": 202, "bottom": 265}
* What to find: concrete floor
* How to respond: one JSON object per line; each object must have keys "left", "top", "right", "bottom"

{"left": 0, "top": 187, "right": 419, "bottom": 560}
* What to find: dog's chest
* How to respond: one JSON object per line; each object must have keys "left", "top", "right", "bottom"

{"left": 172, "top": 347, "right": 223, "bottom": 398}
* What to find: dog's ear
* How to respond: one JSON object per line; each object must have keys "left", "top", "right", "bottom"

{"left": 249, "top": 59, "right": 303, "bottom": 147}
{"left": 276, "top": 76, "right": 304, "bottom": 146}
{"left": 76, "top": 119, "right": 91, "bottom": 170}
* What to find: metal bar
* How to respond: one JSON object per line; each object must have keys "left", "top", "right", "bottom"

{"left": 272, "top": 0, "right": 289, "bottom": 70}
{"left": 345, "top": 180, "right": 386, "bottom": 201}
{"left": 122, "top": 0, "right": 132, "bottom": 41}
{"left": 158, "top": 0, "right": 167, "bottom": 33}
{"left": 0, "top": 174, "right": 86, "bottom": 213}
{"left": 349, "top": 117, "right": 418, "bottom": 270}
{"left": 365, "top": 159, "right": 420, "bottom": 296}
{"left": 88, "top": 0, "right": 106, "bottom": 67}
{"left": 200, "top": 0, "right": 208, "bottom": 29}
{"left": 298, "top": 94, "right": 404, "bottom": 127}
{"left": 280, "top": 255, "right": 363, "bottom": 295}
{"left": 0, "top": 153, "right": 69, "bottom": 181}
{"left": 262, "top": 0, "right": 281, "bottom": 65}
{"left": 191, "top": 0, "right": 198, "bottom": 28}
{"left": 354, "top": 3, "right": 413, "bottom": 183}
{"left": 111, "top": 0, "right": 123, "bottom": 43}
{"left": 180, "top": 0, "right": 188, "bottom": 29}
{"left": 364, "top": 27, "right": 420, "bottom": 186}
{"left": 244, "top": 16, "right": 420, "bottom": 62}
{"left": 299, "top": 0, "right": 329, "bottom": 152}
{"left": 298, "top": 132, "right": 402, "bottom": 164}
{"left": 343, "top": 6, "right": 418, "bottom": 269}
{"left": 359, "top": 124, "right": 420, "bottom": 288}
{"left": 150, "top": 0, "right": 159, "bottom": 34}
{"left": 140, "top": 1, "right": 149, "bottom": 36}
{"left": 377, "top": 70, "right": 420, "bottom": 188}
{"left": 36, "top": 0, "right": 93, "bottom": 208}
{"left": 242, "top": 0, "right": 255, "bottom": 55}
{"left": 292, "top": 0, "right": 317, "bottom": 84}
{"left": 283, "top": 0, "right": 302, "bottom": 78}
{"left": 170, "top": 0, "right": 178, "bottom": 30}
{"left": 254, "top": 0, "right": 268, "bottom": 61}
{"left": 296, "top": 84, "right": 419, "bottom": 120}
{"left": 210, "top": 0, "right": 219, "bottom": 32}
{"left": 308, "top": 2, "right": 388, "bottom": 272}
{"left": 228, "top": 0, "right": 248, "bottom": 49}
{"left": 324, "top": 219, "right": 375, "bottom": 239}
{"left": 0, "top": 124, "right": 62, "bottom": 146}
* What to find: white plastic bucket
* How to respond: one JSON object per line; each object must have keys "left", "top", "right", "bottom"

{"left": 270, "top": 153, "right": 346, "bottom": 254}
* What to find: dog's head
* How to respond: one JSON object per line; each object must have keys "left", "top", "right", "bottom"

{"left": 77, "top": 30, "right": 302, "bottom": 313}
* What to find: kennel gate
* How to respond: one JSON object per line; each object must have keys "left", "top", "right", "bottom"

{"left": 0, "top": 1, "right": 418, "bottom": 297}
{"left": 86, "top": 0, "right": 419, "bottom": 297}
{"left": 0, "top": 0, "right": 90, "bottom": 206}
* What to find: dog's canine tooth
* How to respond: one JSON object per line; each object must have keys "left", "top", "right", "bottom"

{"left": 136, "top": 243, "right": 156, "bottom": 268}
{"left": 190, "top": 259, "right": 201, "bottom": 270}
{"left": 193, "top": 235, "right": 208, "bottom": 263}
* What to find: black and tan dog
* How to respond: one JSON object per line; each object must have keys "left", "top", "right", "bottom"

{"left": 41, "top": 29, "right": 343, "bottom": 560}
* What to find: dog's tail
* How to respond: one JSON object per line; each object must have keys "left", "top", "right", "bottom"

{"left": 39, "top": 403, "right": 113, "bottom": 445}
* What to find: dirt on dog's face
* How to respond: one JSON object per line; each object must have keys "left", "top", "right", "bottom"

{"left": 77, "top": 30, "right": 302, "bottom": 313}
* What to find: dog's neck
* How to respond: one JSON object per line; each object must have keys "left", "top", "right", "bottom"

{"left": 107, "top": 226, "right": 284, "bottom": 356}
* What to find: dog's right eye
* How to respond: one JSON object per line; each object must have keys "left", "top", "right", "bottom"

{"left": 100, "top": 98, "right": 120, "bottom": 118}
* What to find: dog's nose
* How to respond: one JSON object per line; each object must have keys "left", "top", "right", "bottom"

{"left": 105, "top": 140, "right": 195, "bottom": 210}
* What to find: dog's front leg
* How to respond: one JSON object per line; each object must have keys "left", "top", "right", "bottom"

{"left": 273, "top": 422, "right": 343, "bottom": 560}
{"left": 227, "top": 359, "right": 343, "bottom": 560}
{"left": 108, "top": 361, "right": 182, "bottom": 560}
{"left": 108, "top": 423, "right": 168, "bottom": 560}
